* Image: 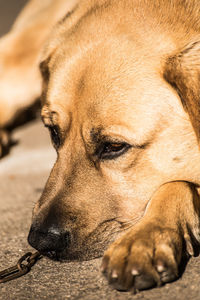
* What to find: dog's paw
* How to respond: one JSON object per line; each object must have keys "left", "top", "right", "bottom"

{"left": 0, "top": 129, "right": 10, "bottom": 157}
{"left": 101, "top": 223, "right": 183, "bottom": 291}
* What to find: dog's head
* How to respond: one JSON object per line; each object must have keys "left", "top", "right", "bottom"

{"left": 28, "top": 5, "right": 200, "bottom": 260}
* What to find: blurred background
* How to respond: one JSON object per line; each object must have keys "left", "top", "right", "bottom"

{"left": 0, "top": 0, "right": 27, "bottom": 36}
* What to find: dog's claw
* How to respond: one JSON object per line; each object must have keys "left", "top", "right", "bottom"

{"left": 131, "top": 268, "right": 139, "bottom": 276}
{"left": 156, "top": 261, "right": 166, "bottom": 273}
{"left": 111, "top": 270, "right": 118, "bottom": 279}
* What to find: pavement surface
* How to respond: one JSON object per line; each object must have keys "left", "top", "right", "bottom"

{"left": 0, "top": 1, "right": 200, "bottom": 300}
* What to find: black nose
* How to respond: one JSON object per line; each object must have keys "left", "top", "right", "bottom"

{"left": 28, "top": 224, "right": 70, "bottom": 258}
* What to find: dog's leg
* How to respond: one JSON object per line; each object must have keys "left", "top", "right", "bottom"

{"left": 102, "top": 181, "right": 200, "bottom": 291}
{"left": 0, "top": 0, "right": 78, "bottom": 156}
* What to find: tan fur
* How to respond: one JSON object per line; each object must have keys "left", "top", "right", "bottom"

{"left": 0, "top": 0, "right": 78, "bottom": 154}
{"left": 1, "top": 0, "right": 200, "bottom": 291}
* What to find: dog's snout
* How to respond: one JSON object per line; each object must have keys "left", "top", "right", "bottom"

{"left": 28, "top": 224, "right": 70, "bottom": 258}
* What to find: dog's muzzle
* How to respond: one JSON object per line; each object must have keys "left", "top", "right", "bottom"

{"left": 28, "top": 224, "right": 71, "bottom": 260}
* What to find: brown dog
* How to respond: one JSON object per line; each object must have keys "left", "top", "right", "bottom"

{"left": 1, "top": 0, "right": 200, "bottom": 292}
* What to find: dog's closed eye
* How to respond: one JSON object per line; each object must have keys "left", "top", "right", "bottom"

{"left": 95, "top": 142, "right": 131, "bottom": 160}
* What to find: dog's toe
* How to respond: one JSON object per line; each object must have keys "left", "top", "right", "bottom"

{"left": 102, "top": 224, "right": 182, "bottom": 291}
{"left": 155, "top": 258, "right": 178, "bottom": 283}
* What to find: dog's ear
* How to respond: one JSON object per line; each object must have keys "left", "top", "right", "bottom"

{"left": 39, "top": 56, "right": 50, "bottom": 82}
{"left": 39, "top": 55, "right": 52, "bottom": 105}
{"left": 164, "top": 41, "right": 200, "bottom": 142}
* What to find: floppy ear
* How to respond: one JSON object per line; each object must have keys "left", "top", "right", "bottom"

{"left": 39, "top": 52, "right": 54, "bottom": 105}
{"left": 39, "top": 56, "right": 50, "bottom": 82}
{"left": 164, "top": 41, "right": 200, "bottom": 142}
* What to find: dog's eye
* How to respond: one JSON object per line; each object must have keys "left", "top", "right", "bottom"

{"left": 47, "top": 125, "right": 61, "bottom": 148}
{"left": 97, "top": 142, "right": 131, "bottom": 160}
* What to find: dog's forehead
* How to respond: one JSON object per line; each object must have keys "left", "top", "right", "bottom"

{"left": 44, "top": 39, "right": 183, "bottom": 139}
{"left": 47, "top": 40, "right": 158, "bottom": 108}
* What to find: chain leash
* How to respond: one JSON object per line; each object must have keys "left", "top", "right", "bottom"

{"left": 0, "top": 251, "right": 42, "bottom": 283}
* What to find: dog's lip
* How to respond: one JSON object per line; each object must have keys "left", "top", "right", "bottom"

{"left": 40, "top": 249, "right": 81, "bottom": 261}
{"left": 40, "top": 246, "right": 104, "bottom": 261}
{"left": 41, "top": 250, "right": 62, "bottom": 261}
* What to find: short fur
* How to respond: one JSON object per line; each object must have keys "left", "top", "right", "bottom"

{"left": 1, "top": 0, "right": 200, "bottom": 291}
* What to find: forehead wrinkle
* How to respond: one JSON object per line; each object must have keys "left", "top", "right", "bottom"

{"left": 45, "top": 47, "right": 89, "bottom": 108}
{"left": 47, "top": 36, "right": 141, "bottom": 106}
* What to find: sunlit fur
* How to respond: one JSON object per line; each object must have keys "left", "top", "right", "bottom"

{"left": 1, "top": 0, "right": 200, "bottom": 291}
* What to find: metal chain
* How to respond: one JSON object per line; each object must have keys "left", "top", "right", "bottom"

{"left": 0, "top": 251, "right": 41, "bottom": 283}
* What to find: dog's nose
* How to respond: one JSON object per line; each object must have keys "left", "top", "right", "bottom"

{"left": 28, "top": 224, "right": 70, "bottom": 258}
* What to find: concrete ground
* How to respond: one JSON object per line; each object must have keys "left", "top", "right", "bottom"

{"left": 0, "top": 1, "right": 200, "bottom": 300}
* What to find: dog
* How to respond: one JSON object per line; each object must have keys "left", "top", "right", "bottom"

{"left": 1, "top": 0, "right": 200, "bottom": 292}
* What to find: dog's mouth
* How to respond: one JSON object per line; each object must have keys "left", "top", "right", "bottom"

{"left": 28, "top": 217, "right": 129, "bottom": 261}
{"left": 29, "top": 230, "right": 117, "bottom": 262}
{"left": 42, "top": 250, "right": 61, "bottom": 261}
{"left": 40, "top": 247, "right": 104, "bottom": 261}
{"left": 40, "top": 249, "right": 79, "bottom": 261}
{"left": 33, "top": 238, "right": 108, "bottom": 261}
